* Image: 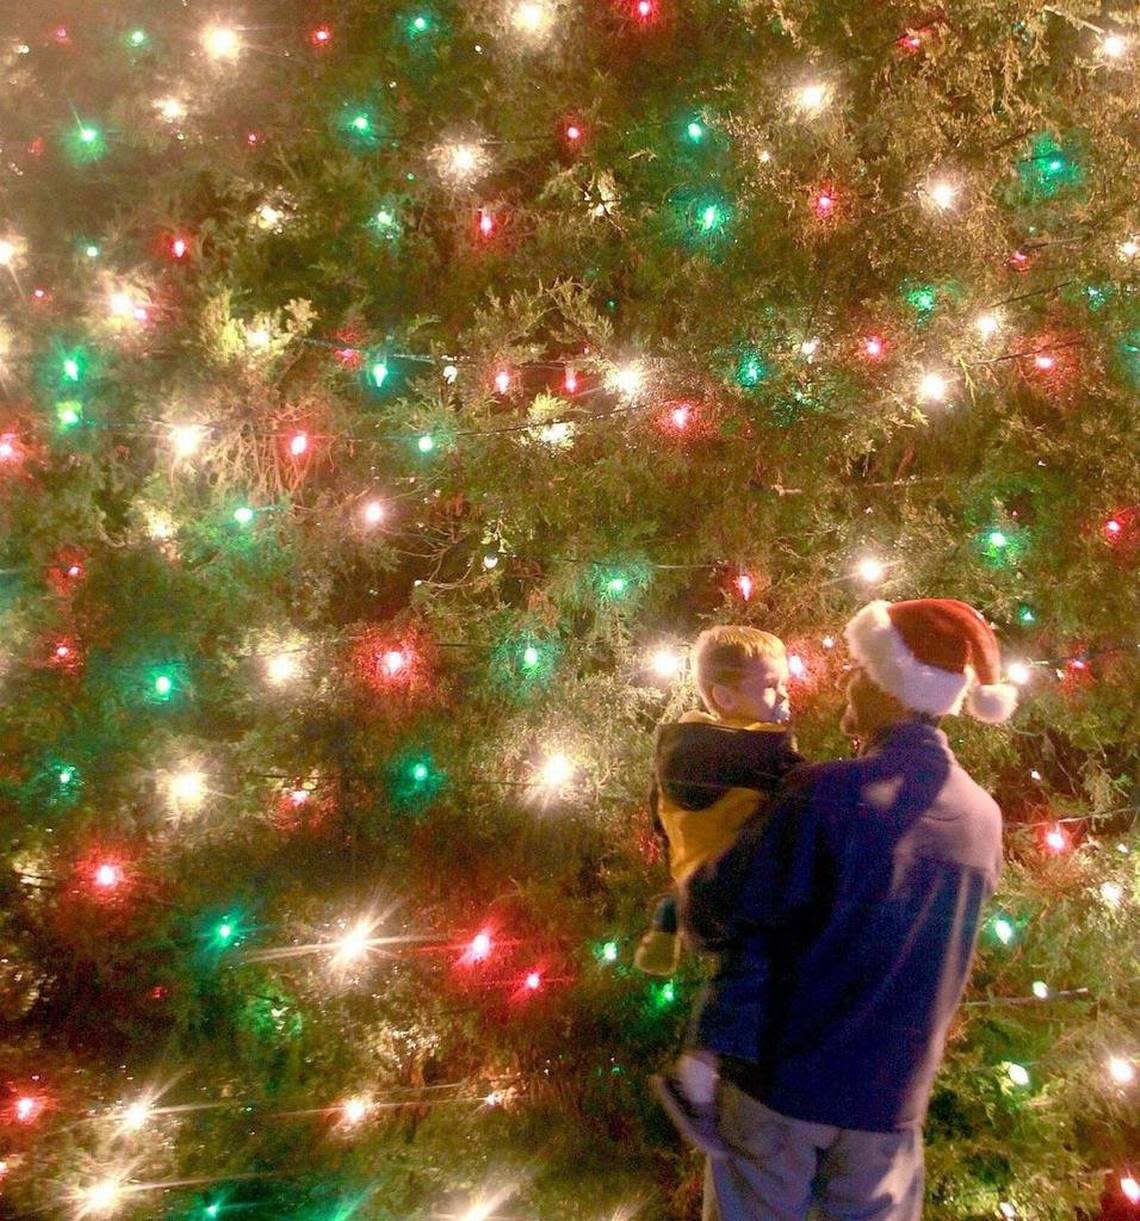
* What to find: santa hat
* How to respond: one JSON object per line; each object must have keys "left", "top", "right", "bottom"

{"left": 844, "top": 598, "right": 1018, "bottom": 723}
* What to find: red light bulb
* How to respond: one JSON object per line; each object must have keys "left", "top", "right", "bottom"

{"left": 864, "top": 335, "right": 884, "bottom": 358}
{"left": 1034, "top": 353, "right": 1055, "bottom": 371}
{"left": 93, "top": 862, "right": 123, "bottom": 889}
{"left": 814, "top": 191, "right": 836, "bottom": 218}
{"left": 563, "top": 367, "right": 578, "bottom": 393}
{"left": 478, "top": 208, "right": 495, "bottom": 237}
{"left": 670, "top": 404, "right": 691, "bottom": 430}
{"left": 494, "top": 369, "right": 511, "bottom": 394}
{"left": 289, "top": 432, "right": 309, "bottom": 456}
{"left": 310, "top": 25, "right": 332, "bottom": 47}
{"left": 170, "top": 236, "right": 189, "bottom": 260}
{"left": 737, "top": 574, "right": 753, "bottom": 600}
{"left": 524, "top": 970, "right": 542, "bottom": 991}
{"left": 1044, "top": 825, "right": 1068, "bottom": 853}
{"left": 566, "top": 124, "right": 581, "bottom": 141}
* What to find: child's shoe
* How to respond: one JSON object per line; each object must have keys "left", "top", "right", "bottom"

{"left": 652, "top": 1073, "right": 730, "bottom": 1159}
{"left": 633, "top": 929, "right": 681, "bottom": 976}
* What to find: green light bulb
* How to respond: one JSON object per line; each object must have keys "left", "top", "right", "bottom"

{"left": 375, "top": 209, "right": 395, "bottom": 229}
{"left": 607, "top": 576, "right": 627, "bottom": 595}
{"left": 84, "top": 244, "right": 100, "bottom": 259}
{"left": 58, "top": 766, "right": 75, "bottom": 786}
{"left": 205, "top": 1206, "right": 220, "bottom": 1219}
{"left": 411, "top": 762, "right": 429, "bottom": 783}
{"left": 63, "top": 358, "right": 81, "bottom": 382}
{"left": 216, "top": 922, "right": 234, "bottom": 943}
{"left": 412, "top": 14, "right": 430, "bottom": 31}
{"left": 370, "top": 360, "right": 388, "bottom": 387}
{"left": 417, "top": 434, "right": 435, "bottom": 453}
{"left": 686, "top": 120, "right": 704, "bottom": 141}
{"left": 1017, "top": 604, "right": 1036, "bottom": 626}
{"left": 601, "top": 941, "right": 618, "bottom": 962}
{"left": 79, "top": 126, "right": 99, "bottom": 144}
{"left": 351, "top": 114, "right": 370, "bottom": 132}
{"left": 988, "top": 530, "right": 1008, "bottom": 549}
{"left": 700, "top": 204, "right": 720, "bottom": 230}
{"left": 1007, "top": 1063, "right": 1030, "bottom": 1087}
{"left": 56, "top": 401, "right": 82, "bottom": 428}
{"left": 993, "top": 917, "right": 1014, "bottom": 945}
{"left": 1031, "top": 980, "right": 1049, "bottom": 999}
{"left": 522, "top": 645, "right": 540, "bottom": 668}
{"left": 233, "top": 505, "right": 254, "bottom": 526}
{"left": 128, "top": 29, "right": 147, "bottom": 47}
{"left": 154, "top": 674, "right": 173, "bottom": 697}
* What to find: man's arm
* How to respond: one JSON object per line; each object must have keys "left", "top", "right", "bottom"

{"left": 680, "top": 769, "right": 825, "bottom": 952}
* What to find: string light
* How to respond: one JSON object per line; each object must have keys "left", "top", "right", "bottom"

{"left": 120, "top": 1098, "right": 153, "bottom": 1132}
{"left": 1120, "top": 237, "right": 1139, "bottom": 260}
{"left": 288, "top": 432, "right": 309, "bottom": 457}
{"left": 1007, "top": 661, "right": 1033, "bottom": 686}
{"left": 494, "top": 369, "right": 511, "bottom": 394}
{"left": 795, "top": 82, "right": 830, "bottom": 112}
{"left": 1121, "top": 1176, "right": 1140, "bottom": 1204}
{"left": 202, "top": 25, "right": 241, "bottom": 60}
{"left": 610, "top": 362, "right": 645, "bottom": 396}
{"left": 333, "top": 918, "right": 376, "bottom": 967}
{"left": 155, "top": 97, "right": 186, "bottom": 123}
{"left": 512, "top": 1, "right": 551, "bottom": 36}
{"left": 975, "top": 312, "right": 1002, "bottom": 338}
{"left": 1108, "top": 1056, "right": 1135, "bottom": 1086}
{"left": 93, "top": 862, "right": 124, "bottom": 890}
{"left": 1101, "top": 34, "right": 1129, "bottom": 59}
{"left": 417, "top": 434, "right": 435, "bottom": 453}
{"left": 787, "top": 654, "right": 807, "bottom": 679}
{"left": 736, "top": 573, "right": 754, "bottom": 600}
{"left": 863, "top": 335, "right": 884, "bottom": 358}
{"left": 361, "top": 500, "right": 385, "bottom": 525}
{"left": 926, "top": 180, "right": 958, "bottom": 210}
{"left": 524, "top": 970, "right": 542, "bottom": 991}
{"left": 669, "top": 403, "right": 691, "bottom": 429}
{"left": 340, "top": 1096, "right": 371, "bottom": 1125}
{"left": 1100, "top": 881, "right": 1124, "bottom": 907}
{"left": 1044, "top": 824, "right": 1069, "bottom": 853}
{"left": 233, "top": 505, "right": 255, "bottom": 526}
{"left": 438, "top": 141, "right": 488, "bottom": 183}
{"left": 310, "top": 24, "right": 333, "bottom": 47}
{"left": 169, "top": 770, "right": 206, "bottom": 808}
{"left": 170, "top": 424, "right": 205, "bottom": 458}
{"left": 267, "top": 653, "right": 301, "bottom": 684}
{"left": 649, "top": 647, "right": 683, "bottom": 679}
{"left": 1007, "top": 1063, "right": 1031, "bottom": 1087}
{"left": 14, "top": 1095, "right": 41, "bottom": 1123}
{"left": 75, "top": 1178, "right": 125, "bottom": 1217}
{"left": 1031, "top": 980, "right": 1049, "bottom": 999}
{"left": 918, "top": 371, "right": 950, "bottom": 402}
{"left": 539, "top": 752, "right": 573, "bottom": 788}
{"left": 855, "top": 557, "right": 885, "bottom": 583}
{"left": 992, "top": 916, "right": 1016, "bottom": 945}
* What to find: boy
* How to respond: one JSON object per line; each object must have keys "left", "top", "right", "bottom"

{"left": 637, "top": 625, "right": 802, "bottom": 1156}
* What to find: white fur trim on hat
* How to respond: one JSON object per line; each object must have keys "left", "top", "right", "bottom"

{"left": 844, "top": 600, "right": 970, "bottom": 718}
{"left": 966, "top": 683, "right": 1019, "bottom": 724}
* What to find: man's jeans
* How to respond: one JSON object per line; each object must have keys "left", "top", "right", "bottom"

{"left": 703, "top": 1083, "right": 924, "bottom": 1220}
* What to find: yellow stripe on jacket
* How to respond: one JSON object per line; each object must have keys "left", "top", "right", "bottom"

{"left": 660, "top": 785, "right": 764, "bottom": 883}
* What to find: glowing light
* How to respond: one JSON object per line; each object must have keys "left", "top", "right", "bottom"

{"left": 1007, "top": 661, "right": 1032, "bottom": 686}
{"left": 928, "top": 181, "right": 957, "bottom": 210}
{"left": 443, "top": 363, "right": 459, "bottom": 383}
{"left": 171, "top": 424, "right": 205, "bottom": 458}
{"left": 341, "top": 1096, "right": 370, "bottom": 1124}
{"left": 246, "top": 327, "right": 271, "bottom": 348}
{"left": 736, "top": 573, "right": 753, "bottom": 600}
{"left": 636, "top": 0, "right": 654, "bottom": 18}
{"left": 445, "top": 142, "right": 483, "bottom": 180}
{"left": 855, "top": 557, "right": 885, "bottom": 583}
{"left": 821, "top": 635, "right": 836, "bottom": 649}
{"left": 1007, "top": 1063, "right": 1031, "bottom": 1087}
{"left": 1109, "top": 1056, "right": 1135, "bottom": 1085}
{"left": 478, "top": 208, "right": 495, "bottom": 237}
{"left": 155, "top": 97, "right": 186, "bottom": 122}
{"left": 267, "top": 653, "right": 300, "bottom": 684}
{"left": 1102, "top": 34, "right": 1129, "bottom": 59}
{"left": 988, "top": 530, "right": 1009, "bottom": 549}
{"left": 611, "top": 362, "right": 644, "bottom": 396}
{"left": 669, "top": 404, "right": 691, "bottom": 429}
{"left": 524, "top": 970, "right": 542, "bottom": 990}
{"left": 540, "top": 752, "right": 573, "bottom": 787}
{"left": 171, "top": 770, "right": 206, "bottom": 806}
{"left": 513, "top": 1, "right": 550, "bottom": 34}
{"left": 1044, "top": 824, "right": 1068, "bottom": 853}
{"left": 121, "top": 1098, "right": 153, "bottom": 1131}
{"left": 382, "top": 649, "right": 406, "bottom": 676}
{"left": 813, "top": 191, "right": 836, "bottom": 218}
{"left": 864, "top": 335, "right": 884, "bottom": 358}
{"left": 369, "top": 359, "right": 389, "bottom": 389}
{"left": 233, "top": 506, "right": 255, "bottom": 526}
{"left": 154, "top": 674, "right": 173, "bottom": 697}
{"left": 334, "top": 918, "right": 374, "bottom": 966}
{"left": 1034, "top": 352, "right": 1056, "bottom": 371}
{"left": 1105, "top": 518, "right": 1123, "bottom": 539}
{"left": 362, "top": 500, "right": 384, "bottom": 525}
{"left": 289, "top": 432, "right": 309, "bottom": 456}
{"left": 1032, "top": 980, "right": 1049, "bottom": 999}
{"left": 78, "top": 1178, "right": 124, "bottom": 1215}
{"left": 494, "top": 369, "right": 511, "bottom": 394}
{"left": 170, "top": 237, "right": 189, "bottom": 260}
{"left": 202, "top": 24, "right": 241, "bottom": 60}
{"left": 801, "top": 337, "right": 820, "bottom": 358}
{"left": 1101, "top": 881, "right": 1123, "bottom": 906}
{"left": 566, "top": 123, "right": 582, "bottom": 142}
{"left": 311, "top": 24, "right": 333, "bottom": 46}
{"left": 0, "top": 240, "right": 16, "bottom": 267}
{"left": 63, "top": 357, "right": 81, "bottom": 382}
{"left": 993, "top": 916, "right": 1015, "bottom": 945}
{"left": 470, "top": 931, "right": 492, "bottom": 960}
{"left": 59, "top": 767, "right": 76, "bottom": 786}
{"left": 128, "top": 29, "right": 148, "bottom": 47}
{"left": 601, "top": 941, "right": 619, "bottom": 962}
{"left": 650, "top": 648, "right": 683, "bottom": 679}
{"left": 417, "top": 434, "right": 435, "bottom": 453}
{"left": 918, "top": 371, "right": 949, "bottom": 402}
{"left": 79, "top": 126, "right": 100, "bottom": 145}
{"left": 522, "top": 645, "right": 541, "bottom": 668}
{"left": 93, "top": 862, "right": 123, "bottom": 889}
{"left": 686, "top": 120, "right": 704, "bottom": 142}
{"left": 975, "top": 312, "right": 1001, "bottom": 338}
{"left": 788, "top": 654, "right": 806, "bottom": 679}
{"left": 1122, "top": 1176, "right": 1140, "bottom": 1205}
{"left": 796, "top": 83, "right": 829, "bottom": 112}
{"left": 1120, "top": 238, "right": 1139, "bottom": 260}
{"left": 15, "top": 1096, "right": 40, "bottom": 1122}
{"left": 483, "top": 553, "right": 499, "bottom": 570}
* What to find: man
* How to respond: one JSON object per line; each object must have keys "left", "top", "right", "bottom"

{"left": 681, "top": 598, "right": 1016, "bottom": 1220}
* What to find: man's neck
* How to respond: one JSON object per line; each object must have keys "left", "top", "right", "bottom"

{"left": 857, "top": 714, "right": 940, "bottom": 754}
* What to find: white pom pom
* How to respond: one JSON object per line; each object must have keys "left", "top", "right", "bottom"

{"left": 966, "top": 683, "right": 1018, "bottom": 723}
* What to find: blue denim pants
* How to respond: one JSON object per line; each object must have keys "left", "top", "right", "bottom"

{"left": 703, "top": 1084, "right": 924, "bottom": 1221}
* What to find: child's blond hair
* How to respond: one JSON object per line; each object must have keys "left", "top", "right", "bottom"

{"left": 692, "top": 625, "right": 787, "bottom": 714}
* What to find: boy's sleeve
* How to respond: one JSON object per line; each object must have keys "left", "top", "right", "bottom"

{"left": 680, "top": 768, "right": 829, "bottom": 952}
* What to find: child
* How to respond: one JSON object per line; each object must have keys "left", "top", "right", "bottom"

{"left": 636, "top": 625, "right": 802, "bottom": 1156}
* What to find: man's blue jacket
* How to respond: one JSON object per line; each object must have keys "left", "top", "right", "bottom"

{"left": 681, "top": 719, "right": 1003, "bottom": 1132}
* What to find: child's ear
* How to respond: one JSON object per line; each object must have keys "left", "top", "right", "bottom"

{"left": 710, "top": 682, "right": 736, "bottom": 715}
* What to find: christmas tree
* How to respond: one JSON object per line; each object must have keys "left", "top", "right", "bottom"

{"left": 1, "top": 0, "right": 1138, "bottom": 1216}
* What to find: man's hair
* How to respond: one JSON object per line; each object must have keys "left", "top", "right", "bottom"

{"left": 692, "top": 624, "right": 787, "bottom": 712}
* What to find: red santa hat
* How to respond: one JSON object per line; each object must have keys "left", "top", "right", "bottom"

{"left": 844, "top": 598, "right": 1018, "bottom": 723}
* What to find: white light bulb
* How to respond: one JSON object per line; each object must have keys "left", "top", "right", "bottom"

{"left": 267, "top": 653, "right": 299, "bottom": 684}
{"left": 0, "top": 240, "right": 16, "bottom": 267}
{"left": 800, "top": 337, "right": 820, "bottom": 358}
{"left": 788, "top": 654, "right": 807, "bottom": 679}
{"left": 450, "top": 144, "right": 479, "bottom": 176}
{"left": 246, "top": 327, "right": 271, "bottom": 348}
{"left": 1102, "top": 34, "right": 1128, "bottom": 58}
{"left": 1119, "top": 237, "right": 1139, "bottom": 260}
{"left": 919, "top": 371, "right": 949, "bottom": 402}
{"left": 1007, "top": 661, "right": 1032, "bottom": 686}
{"left": 334, "top": 919, "right": 373, "bottom": 965}
{"left": 513, "top": 1, "right": 549, "bottom": 34}
{"left": 855, "top": 557, "right": 885, "bottom": 583}
{"left": 611, "top": 362, "right": 644, "bottom": 396}
{"left": 541, "top": 753, "right": 573, "bottom": 787}
{"left": 796, "top": 83, "right": 829, "bottom": 112}
{"left": 362, "top": 500, "right": 384, "bottom": 525}
{"left": 1108, "top": 1056, "right": 1135, "bottom": 1085}
{"left": 442, "top": 363, "right": 459, "bottom": 383}
{"left": 1100, "top": 881, "right": 1123, "bottom": 906}
{"left": 80, "top": 1179, "right": 124, "bottom": 1215}
{"left": 203, "top": 24, "right": 241, "bottom": 60}
{"left": 341, "top": 1096, "right": 370, "bottom": 1124}
{"left": 171, "top": 424, "right": 205, "bottom": 458}
{"left": 121, "top": 1099, "right": 152, "bottom": 1131}
{"left": 650, "top": 648, "right": 683, "bottom": 679}
{"left": 155, "top": 97, "right": 186, "bottom": 122}
{"left": 171, "top": 770, "right": 206, "bottom": 806}
{"left": 975, "top": 312, "right": 1001, "bottom": 338}
{"left": 928, "top": 181, "right": 957, "bottom": 210}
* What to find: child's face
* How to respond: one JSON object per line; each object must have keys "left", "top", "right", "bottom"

{"left": 713, "top": 656, "right": 791, "bottom": 723}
